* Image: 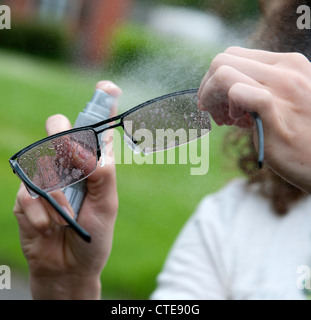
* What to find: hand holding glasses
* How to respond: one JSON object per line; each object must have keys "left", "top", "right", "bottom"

{"left": 9, "top": 88, "right": 264, "bottom": 242}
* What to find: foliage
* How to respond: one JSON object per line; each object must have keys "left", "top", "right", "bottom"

{"left": 152, "top": 0, "right": 204, "bottom": 9}
{"left": 0, "top": 22, "right": 69, "bottom": 60}
{"left": 105, "top": 24, "right": 165, "bottom": 73}
{"left": 154, "top": 0, "right": 260, "bottom": 22}
{"left": 205, "top": 0, "right": 260, "bottom": 22}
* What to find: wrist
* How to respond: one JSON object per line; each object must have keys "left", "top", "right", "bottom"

{"left": 30, "top": 273, "right": 102, "bottom": 300}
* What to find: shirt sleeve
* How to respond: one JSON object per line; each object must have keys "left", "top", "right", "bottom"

{"left": 150, "top": 189, "right": 232, "bottom": 300}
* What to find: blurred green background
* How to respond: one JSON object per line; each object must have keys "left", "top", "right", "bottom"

{"left": 0, "top": 0, "right": 259, "bottom": 299}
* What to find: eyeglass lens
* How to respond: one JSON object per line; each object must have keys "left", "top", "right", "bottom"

{"left": 17, "top": 129, "right": 98, "bottom": 194}
{"left": 123, "top": 91, "right": 211, "bottom": 155}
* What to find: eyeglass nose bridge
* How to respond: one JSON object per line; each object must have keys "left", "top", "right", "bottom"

{"left": 93, "top": 117, "right": 126, "bottom": 161}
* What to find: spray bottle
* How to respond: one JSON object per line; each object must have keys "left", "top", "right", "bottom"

{"left": 63, "top": 89, "right": 116, "bottom": 217}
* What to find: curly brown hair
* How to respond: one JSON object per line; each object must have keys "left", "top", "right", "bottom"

{"left": 229, "top": 0, "right": 311, "bottom": 214}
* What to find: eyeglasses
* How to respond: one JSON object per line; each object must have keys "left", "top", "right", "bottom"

{"left": 9, "top": 88, "right": 264, "bottom": 243}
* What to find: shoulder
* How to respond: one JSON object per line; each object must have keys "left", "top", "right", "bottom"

{"left": 199, "top": 178, "right": 249, "bottom": 206}
{"left": 194, "top": 178, "right": 262, "bottom": 222}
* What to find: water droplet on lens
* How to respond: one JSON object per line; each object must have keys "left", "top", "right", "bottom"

{"left": 72, "top": 168, "right": 82, "bottom": 179}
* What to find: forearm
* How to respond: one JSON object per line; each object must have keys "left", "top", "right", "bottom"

{"left": 30, "top": 273, "right": 102, "bottom": 300}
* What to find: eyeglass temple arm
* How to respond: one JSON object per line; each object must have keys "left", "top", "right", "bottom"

{"left": 11, "top": 162, "right": 91, "bottom": 243}
{"left": 42, "top": 192, "right": 91, "bottom": 243}
{"left": 249, "top": 112, "right": 264, "bottom": 169}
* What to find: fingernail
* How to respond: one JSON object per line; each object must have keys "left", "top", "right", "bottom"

{"left": 103, "top": 83, "right": 118, "bottom": 90}
{"left": 97, "top": 81, "right": 117, "bottom": 91}
{"left": 97, "top": 81, "right": 122, "bottom": 98}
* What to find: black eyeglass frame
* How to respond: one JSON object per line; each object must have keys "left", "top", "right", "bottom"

{"left": 9, "top": 88, "right": 264, "bottom": 243}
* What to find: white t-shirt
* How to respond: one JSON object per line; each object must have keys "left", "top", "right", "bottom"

{"left": 151, "top": 179, "right": 311, "bottom": 300}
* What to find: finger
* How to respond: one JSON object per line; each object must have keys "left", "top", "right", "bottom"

{"left": 198, "top": 52, "right": 265, "bottom": 98}
{"left": 14, "top": 184, "right": 53, "bottom": 237}
{"left": 207, "top": 53, "right": 279, "bottom": 86}
{"left": 45, "top": 114, "right": 72, "bottom": 136}
{"left": 86, "top": 151, "right": 118, "bottom": 219}
{"left": 231, "top": 114, "right": 253, "bottom": 129}
{"left": 96, "top": 80, "right": 122, "bottom": 100}
{"left": 225, "top": 47, "right": 310, "bottom": 72}
{"left": 198, "top": 69, "right": 213, "bottom": 98}
{"left": 96, "top": 81, "right": 122, "bottom": 121}
{"left": 41, "top": 190, "right": 75, "bottom": 226}
{"left": 199, "top": 47, "right": 282, "bottom": 98}
{"left": 224, "top": 46, "right": 285, "bottom": 65}
{"left": 199, "top": 65, "right": 261, "bottom": 125}
{"left": 228, "top": 83, "right": 280, "bottom": 134}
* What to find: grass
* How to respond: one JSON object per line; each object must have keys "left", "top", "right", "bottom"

{"left": 0, "top": 49, "right": 241, "bottom": 299}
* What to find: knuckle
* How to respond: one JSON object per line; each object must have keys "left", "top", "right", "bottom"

{"left": 224, "top": 46, "right": 240, "bottom": 55}
{"left": 289, "top": 52, "right": 308, "bottom": 63}
{"left": 290, "top": 72, "right": 308, "bottom": 91}
{"left": 210, "top": 53, "right": 228, "bottom": 72}
{"left": 213, "top": 65, "right": 233, "bottom": 82}
{"left": 257, "top": 89, "right": 273, "bottom": 107}
{"left": 32, "top": 217, "right": 50, "bottom": 233}
{"left": 281, "top": 52, "right": 309, "bottom": 67}
{"left": 276, "top": 70, "right": 306, "bottom": 95}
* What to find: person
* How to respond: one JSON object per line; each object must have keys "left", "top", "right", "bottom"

{"left": 12, "top": 0, "right": 311, "bottom": 299}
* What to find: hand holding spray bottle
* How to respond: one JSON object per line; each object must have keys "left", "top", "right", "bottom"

{"left": 63, "top": 84, "right": 117, "bottom": 217}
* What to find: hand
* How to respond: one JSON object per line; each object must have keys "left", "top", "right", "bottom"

{"left": 13, "top": 81, "right": 122, "bottom": 299}
{"left": 198, "top": 46, "right": 311, "bottom": 193}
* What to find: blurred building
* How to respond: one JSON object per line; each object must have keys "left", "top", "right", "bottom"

{"left": 2, "top": 0, "right": 134, "bottom": 66}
